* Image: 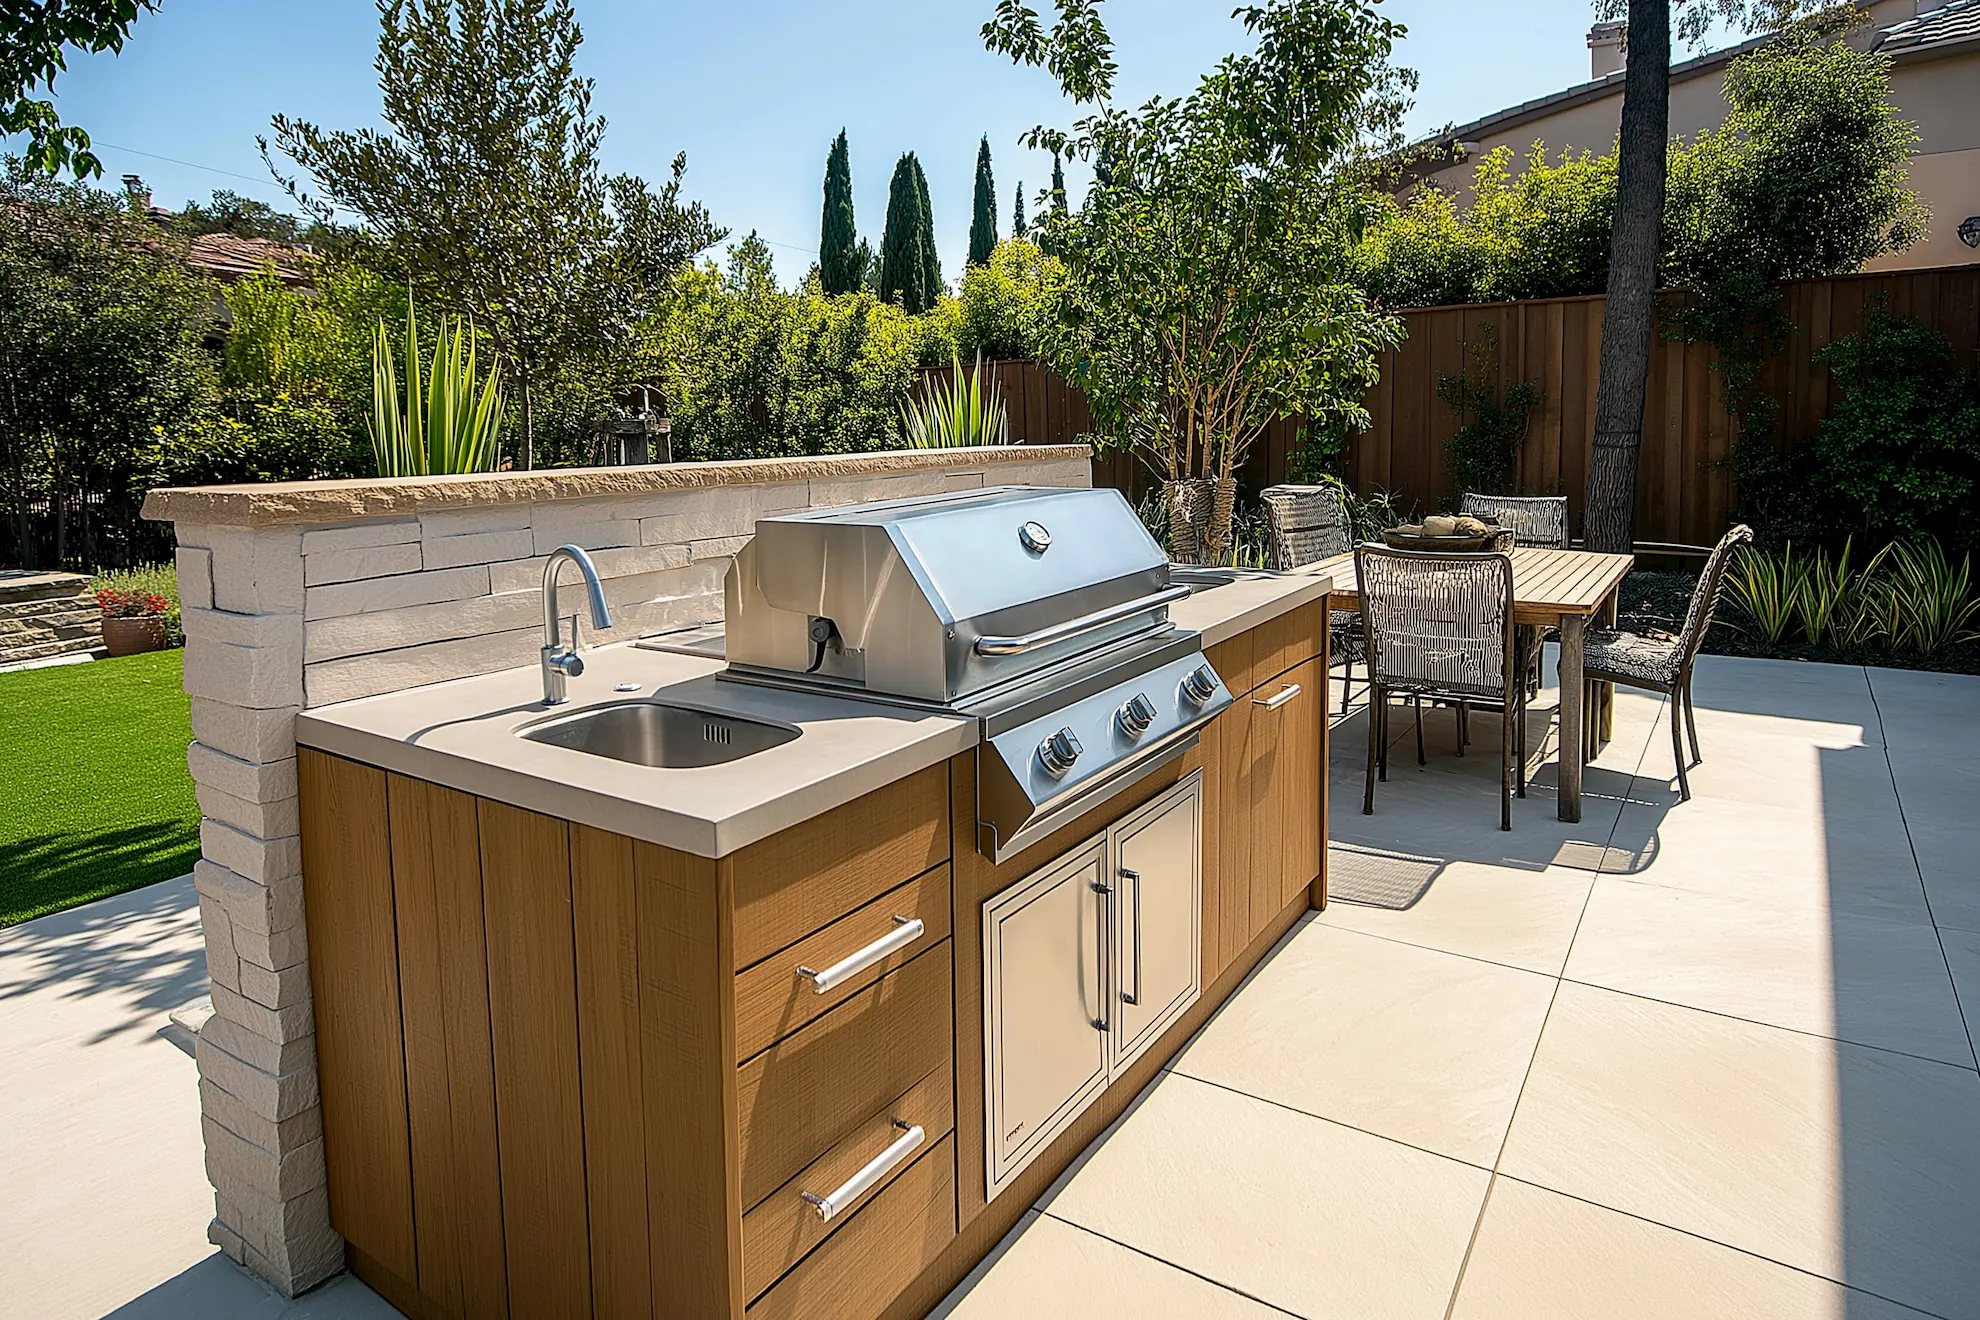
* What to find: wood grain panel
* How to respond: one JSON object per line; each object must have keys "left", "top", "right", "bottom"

{"left": 478, "top": 800, "right": 592, "bottom": 1317}
{"left": 570, "top": 824, "right": 651, "bottom": 1320}
{"left": 385, "top": 773, "right": 507, "bottom": 1319}
{"left": 297, "top": 750, "right": 417, "bottom": 1288}
{"left": 732, "top": 764, "right": 949, "bottom": 971}
{"left": 632, "top": 840, "right": 742, "bottom": 1319}
{"left": 1204, "top": 628, "right": 1254, "bottom": 699}
{"left": 736, "top": 944, "right": 953, "bottom": 1210}
{"left": 1249, "top": 600, "right": 1325, "bottom": 690}
{"left": 1198, "top": 704, "right": 1227, "bottom": 980}
{"left": 741, "top": 1065, "right": 954, "bottom": 1302}
{"left": 735, "top": 866, "right": 952, "bottom": 1063}
{"left": 1275, "top": 656, "right": 1326, "bottom": 911}
{"left": 747, "top": 1134, "right": 956, "bottom": 1320}
{"left": 1217, "top": 697, "right": 1258, "bottom": 961}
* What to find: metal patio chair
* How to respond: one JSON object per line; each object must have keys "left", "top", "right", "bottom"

{"left": 1583, "top": 523, "right": 1753, "bottom": 801}
{"left": 1355, "top": 544, "right": 1526, "bottom": 831}
{"left": 1462, "top": 493, "right": 1570, "bottom": 701}
{"left": 1259, "top": 483, "right": 1367, "bottom": 707}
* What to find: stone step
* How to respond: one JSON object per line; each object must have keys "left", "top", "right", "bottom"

{"left": 0, "top": 592, "right": 95, "bottom": 621}
{"left": 0, "top": 633, "right": 103, "bottom": 665}
{"left": 0, "top": 569, "right": 91, "bottom": 606}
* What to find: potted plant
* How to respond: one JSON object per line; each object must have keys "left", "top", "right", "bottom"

{"left": 97, "top": 587, "right": 171, "bottom": 656}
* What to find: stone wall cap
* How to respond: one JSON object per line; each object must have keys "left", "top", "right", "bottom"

{"left": 142, "top": 445, "right": 1094, "bottom": 529}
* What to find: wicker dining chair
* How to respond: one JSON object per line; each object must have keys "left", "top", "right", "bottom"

{"left": 1459, "top": 493, "right": 1570, "bottom": 548}
{"left": 1583, "top": 523, "right": 1753, "bottom": 802}
{"left": 1355, "top": 544, "right": 1526, "bottom": 830}
{"left": 1259, "top": 483, "right": 1367, "bottom": 705}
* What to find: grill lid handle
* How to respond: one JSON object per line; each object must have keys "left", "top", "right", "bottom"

{"left": 973, "top": 584, "right": 1191, "bottom": 657}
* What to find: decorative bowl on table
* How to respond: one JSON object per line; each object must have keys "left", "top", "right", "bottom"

{"left": 1380, "top": 514, "right": 1504, "bottom": 552}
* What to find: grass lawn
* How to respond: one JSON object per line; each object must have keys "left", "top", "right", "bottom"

{"left": 0, "top": 650, "right": 198, "bottom": 928}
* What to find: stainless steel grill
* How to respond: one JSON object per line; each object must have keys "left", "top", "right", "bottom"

{"left": 723, "top": 486, "right": 1233, "bottom": 860}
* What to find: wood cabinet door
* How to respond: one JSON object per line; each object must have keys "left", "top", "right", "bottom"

{"left": 1215, "top": 695, "right": 1260, "bottom": 965}
{"left": 1266, "top": 656, "right": 1325, "bottom": 909}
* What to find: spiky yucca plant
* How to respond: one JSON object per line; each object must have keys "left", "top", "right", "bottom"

{"left": 369, "top": 304, "right": 506, "bottom": 477}
{"left": 900, "top": 350, "right": 1009, "bottom": 448}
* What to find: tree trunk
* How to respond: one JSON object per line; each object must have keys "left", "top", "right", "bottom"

{"left": 520, "top": 366, "right": 535, "bottom": 472}
{"left": 1582, "top": 0, "right": 1671, "bottom": 554}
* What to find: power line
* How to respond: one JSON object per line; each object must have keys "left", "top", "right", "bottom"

{"left": 92, "top": 141, "right": 354, "bottom": 216}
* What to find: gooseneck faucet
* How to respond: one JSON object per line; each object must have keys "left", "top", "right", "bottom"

{"left": 540, "top": 545, "right": 614, "bottom": 705}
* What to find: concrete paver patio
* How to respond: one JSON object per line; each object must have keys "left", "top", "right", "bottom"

{"left": 941, "top": 653, "right": 1980, "bottom": 1320}
{"left": 6, "top": 652, "right": 1976, "bottom": 1317}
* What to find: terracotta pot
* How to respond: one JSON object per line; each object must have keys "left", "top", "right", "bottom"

{"left": 102, "top": 614, "right": 168, "bottom": 657}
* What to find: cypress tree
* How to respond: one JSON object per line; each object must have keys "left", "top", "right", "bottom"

{"left": 1050, "top": 152, "right": 1067, "bottom": 216}
{"left": 911, "top": 154, "right": 941, "bottom": 304}
{"left": 878, "top": 153, "right": 929, "bottom": 314}
{"left": 1012, "top": 181, "right": 1025, "bottom": 239}
{"left": 818, "top": 129, "right": 859, "bottom": 295}
{"left": 967, "top": 135, "right": 997, "bottom": 267}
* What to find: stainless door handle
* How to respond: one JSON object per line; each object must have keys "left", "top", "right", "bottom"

{"left": 798, "top": 1121, "right": 925, "bottom": 1222}
{"left": 796, "top": 916, "right": 924, "bottom": 994}
{"left": 1089, "top": 879, "right": 1111, "bottom": 1031}
{"left": 975, "top": 585, "right": 1191, "bottom": 655}
{"left": 1253, "top": 682, "right": 1302, "bottom": 710}
{"left": 1119, "top": 867, "right": 1141, "bottom": 1006}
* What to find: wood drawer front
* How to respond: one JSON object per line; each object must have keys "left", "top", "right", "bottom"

{"left": 1252, "top": 600, "right": 1326, "bottom": 691}
{"left": 732, "top": 764, "right": 950, "bottom": 971}
{"left": 736, "top": 865, "right": 952, "bottom": 1062}
{"left": 741, "top": 1065, "right": 954, "bottom": 1302}
{"left": 745, "top": 1132, "right": 956, "bottom": 1320}
{"left": 737, "top": 942, "right": 954, "bottom": 1210}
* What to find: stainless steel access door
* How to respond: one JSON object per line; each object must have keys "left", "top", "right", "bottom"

{"left": 1110, "top": 773, "right": 1203, "bottom": 1075}
{"left": 982, "top": 836, "right": 1113, "bottom": 1200}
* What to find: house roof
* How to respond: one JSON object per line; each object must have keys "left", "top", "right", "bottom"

{"left": 1428, "top": 0, "right": 1978, "bottom": 157}
{"left": 1876, "top": 0, "right": 1980, "bottom": 51}
{"left": 183, "top": 232, "right": 315, "bottom": 286}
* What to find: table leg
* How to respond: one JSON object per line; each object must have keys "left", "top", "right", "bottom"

{"left": 1597, "top": 590, "right": 1618, "bottom": 747}
{"left": 1558, "top": 613, "right": 1585, "bottom": 823}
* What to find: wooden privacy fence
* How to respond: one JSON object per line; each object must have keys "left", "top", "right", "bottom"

{"left": 925, "top": 262, "right": 1980, "bottom": 546}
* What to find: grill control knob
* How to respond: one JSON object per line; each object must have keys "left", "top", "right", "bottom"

{"left": 1037, "top": 726, "right": 1083, "bottom": 778}
{"left": 1179, "top": 663, "right": 1220, "bottom": 708}
{"left": 1116, "top": 693, "right": 1158, "bottom": 738}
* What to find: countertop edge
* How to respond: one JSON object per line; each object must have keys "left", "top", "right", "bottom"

{"left": 1189, "top": 572, "right": 1336, "bottom": 648}
{"left": 295, "top": 708, "right": 978, "bottom": 860}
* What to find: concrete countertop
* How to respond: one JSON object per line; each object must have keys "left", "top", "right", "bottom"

{"left": 294, "top": 567, "right": 1333, "bottom": 859}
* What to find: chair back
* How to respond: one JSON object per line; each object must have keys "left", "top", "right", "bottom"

{"left": 1354, "top": 545, "right": 1516, "bottom": 700}
{"left": 1677, "top": 524, "right": 1754, "bottom": 669}
{"left": 1260, "top": 484, "right": 1353, "bottom": 569}
{"left": 1460, "top": 494, "right": 1570, "bottom": 549}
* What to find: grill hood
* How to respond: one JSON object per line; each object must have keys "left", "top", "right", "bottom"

{"left": 724, "top": 486, "right": 1178, "bottom": 705}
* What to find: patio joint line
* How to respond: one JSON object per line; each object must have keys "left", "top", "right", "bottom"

{"left": 1302, "top": 919, "right": 1579, "bottom": 981}
{"left": 1032, "top": 1209, "right": 1311, "bottom": 1318}
{"left": 1550, "top": 975, "right": 1980, "bottom": 1074}
{"left": 1439, "top": 686, "right": 1661, "bottom": 1320}
{"left": 1863, "top": 666, "right": 1980, "bottom": 1072}
{"left": 1483, "top": 1171, "right": 1959, "bottom": 1320}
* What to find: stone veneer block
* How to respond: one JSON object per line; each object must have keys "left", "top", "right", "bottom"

{"left": 197, "top": 889, "right": 242, "bottom": 994}
{"left": 420, "top": 527, "right": 536, "bottom": 571}
{"left": 200, "top": 819, "right": 303, "bottom": 886}
{"left": 206, "top": 528, "right": 305, "bottom": 614}
{"left": 177, "top": 546, "right": 215, "bottom": 610}
{"left": 180, "top": 607, "right": 303, "bottom": 650}
{"left": 531, "top": 509, "right": 641, "bottom": 556}
{"left": 202, "top": 1117, "right": 327, "bottom": 1202}
{"left": 203, "top": 1014, "right": 315, "bottom": 1077}
{"left": 183, "top": 638, "right": 305, "bottom": 709}
{"left": 488, "top": 540, "right": 691, "bottom": 595}
{"left": 197, "top": 782, "right": 302, "bottom": 840}
{"left": 195, "top": 860, "right": 305, "bottom": 937}
{"left": 196, "top": 1024, "right": 320, "bottom": 1120}
{"left": 189, "top": 701, "right": 298, "bottom": 764}
{"left": 210, "top": 981, "right": 314, "bottom": 1043}
{"left": 304, "top": 624, "right": 544, "bottom": 706}
{"left": 303, "top": 542, "right": 423, "bottom": 587}
{"left": 303, "top": 590, "right": 542, "bottom": 664}
{"left": 305, "top": 563, "right": 491, "bottom": 620}
{"left": 298, "top": 520, "right": 419, "bottom": 555}
{"left": 188, "top": 742, "right": 299, "bottom": 804}
{"left": 200, "top": 1081, "right": 323, "bottom": 1165}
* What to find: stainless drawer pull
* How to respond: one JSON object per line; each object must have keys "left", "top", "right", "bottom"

{"left": 797, "top": 915, "right": 924, "bottom": 994}
{"left": 799, "top": 1121, "right": 925, "bottom": 1222}
{"left": 1254, "top": 682, "right": 1302, "bottom": 710}
{"left": 1119, "top": 867, "right": 1141, "bottom": 1006}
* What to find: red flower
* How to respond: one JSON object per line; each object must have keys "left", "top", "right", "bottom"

{"left": 96, "top": 588, "right": 169, "bottom": 619}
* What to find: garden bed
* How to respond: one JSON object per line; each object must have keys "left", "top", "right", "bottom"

{"left": 1619, "top": 570, "right": 1980, "bottom": 676}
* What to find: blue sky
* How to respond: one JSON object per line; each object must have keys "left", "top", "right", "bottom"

{"left": 30, "top": 0, "right": 1738, "bottom": 284}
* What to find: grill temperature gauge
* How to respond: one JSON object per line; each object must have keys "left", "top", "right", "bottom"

{"left": 1116, "top": 693, "right": 1158, "bottom": 737}
{"left": 1179, "top": 663, "right": 1221, "bottom": 708}
{"left": 1037, "top": 726, "right": 1083, "bottom": 778}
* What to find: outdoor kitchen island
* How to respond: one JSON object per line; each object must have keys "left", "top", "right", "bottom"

{"left": 289, "top": 490, "right": 1332, "bottom": 1320}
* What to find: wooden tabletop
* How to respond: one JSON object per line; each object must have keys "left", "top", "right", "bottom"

{"left": 1315, "top": 546, "right": 1636, "bottom": 626}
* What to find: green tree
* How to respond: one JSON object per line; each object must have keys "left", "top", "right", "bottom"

{"left": 2, "top": 0, "right": 160, "bottom": 177}
{"left": 265, "top": 0, "right": 721, "bottom": 469}
{"left": 819, "top": 129, "right": 860, "bottom": 295}
{"left": 985, "top": 0, "right": 1411, "bottom": 561}
{"left": 968, "top": 135, "right": 998, "bottom": 266}
{"left": 1049, "top": 152, "right": 1067, "bottom": 215}
{"left": 1012, "top": 180, "right": 1026, "bottom": 238}
{"left": 170, "top": 189, "right": 349, "bottom": 249}
{"left": 912, "top": 154, "right": 942, "bottom": 300}
{"left": 0, "top": 159, "right": 219, "bottom": 567}
{"left": 878, "top": 152, "right": 933, "bottom": 313}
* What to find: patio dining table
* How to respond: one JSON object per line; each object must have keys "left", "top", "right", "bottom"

{"left": 1309, "top": 545, "right": 1636, "bottom": 823}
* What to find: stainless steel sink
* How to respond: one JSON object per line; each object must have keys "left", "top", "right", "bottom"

{"left": 519, "top": 701, "right": 800, "bottom": 768}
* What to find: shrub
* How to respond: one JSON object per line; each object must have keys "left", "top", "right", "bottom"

{"left": 1721, "top": 537, "right": 1979, "bottom": 656}
{"left": 1435, "top": 323, "right": 1542, "bottom": 499}
{"left": 90, "top": 563, "right": 181, "bottom": 642}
